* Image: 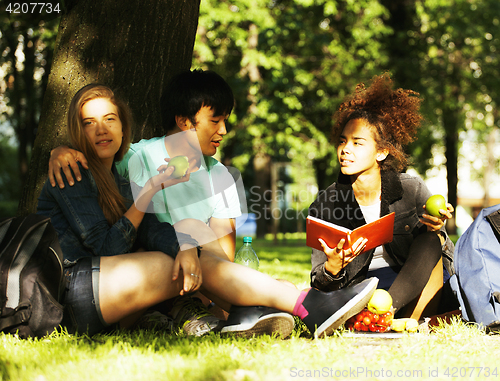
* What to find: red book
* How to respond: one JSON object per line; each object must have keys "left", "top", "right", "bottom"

{"left": 306, "top": 212, "right": 395, "bottom": 253}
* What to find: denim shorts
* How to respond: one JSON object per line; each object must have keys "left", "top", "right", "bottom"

{"left": 62, "top": 256, "right": 114, "bottom": 336}
{"left": 366, "top": 266, "right": 399, "bottom": 290}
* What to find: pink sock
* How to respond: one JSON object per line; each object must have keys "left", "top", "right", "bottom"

{"left": 292, "top": 290, "right": 309, "bottom": 319}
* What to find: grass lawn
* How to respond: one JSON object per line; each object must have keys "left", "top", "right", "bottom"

{"left": 1, "top": 236, "right": 500, "bottom": 381}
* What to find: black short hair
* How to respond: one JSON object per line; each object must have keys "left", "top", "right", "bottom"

{"left": 160, "top": 69, "right": 234, "bottom": 134}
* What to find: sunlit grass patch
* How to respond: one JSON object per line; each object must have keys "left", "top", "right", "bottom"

{"left": 1, "top": 237, "right": 499, "bottom": 381}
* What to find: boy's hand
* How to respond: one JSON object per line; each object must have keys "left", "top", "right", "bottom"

{"left": 49, "top": 146, "right": 88, "bottom": 188}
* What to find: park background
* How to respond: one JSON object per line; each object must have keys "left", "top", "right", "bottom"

{"left": 2, "top": 3, "right": 500, "bottom": 380}
{"left": 1, "top": 0, "right": 500, "bottom": 241}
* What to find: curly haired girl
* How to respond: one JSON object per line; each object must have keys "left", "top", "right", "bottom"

{"left": 309, "top": 73, "right": 455, "bottom": 320}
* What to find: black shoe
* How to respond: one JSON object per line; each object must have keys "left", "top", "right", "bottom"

{"left": 217, "top": 306, "right": 294, "bottom": 338}
{"left": 302, "top": 277, "right": 378, "bottom": 338}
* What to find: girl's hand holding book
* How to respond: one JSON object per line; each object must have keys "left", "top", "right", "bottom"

{"left": 319, "top": 236, "right": 368, "bottom": 276}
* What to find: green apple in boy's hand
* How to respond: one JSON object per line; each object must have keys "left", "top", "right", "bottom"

{"left": 167, "top": 155, "right": 189, "bottom": 178}
{"left": 425, "top": 194, "right": 447, "bottom": 217}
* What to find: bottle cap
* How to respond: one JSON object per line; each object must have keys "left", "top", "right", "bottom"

{"left": 243, "top": 236, "right": 252, "bottom": 243}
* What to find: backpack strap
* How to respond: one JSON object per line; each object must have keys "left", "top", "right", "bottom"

{"left": 0, "top": 303, "right": 31, "bottom": 332}
{"left": 486, "top": 209, "right": 500, "bottom": 243}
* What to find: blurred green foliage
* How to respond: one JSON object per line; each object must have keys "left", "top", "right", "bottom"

{"left": 0, "top": 137, "right": 21, "bottom": 217}
{"left": 0, "top": 5, "right": 60, "bottom": 216}
{"left": 1, "top": 0, "right": 499, "bottom": 225}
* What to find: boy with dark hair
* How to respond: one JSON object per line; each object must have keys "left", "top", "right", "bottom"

{"left": 160, "top": 69, "right": 235, "bottom": 135}
{"left": 118, "top": 69, "right": 242, "bottom": 259}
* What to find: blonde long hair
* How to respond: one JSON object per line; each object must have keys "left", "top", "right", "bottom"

{"left": 67, "top": 84, "right": 132, "bottom": 225}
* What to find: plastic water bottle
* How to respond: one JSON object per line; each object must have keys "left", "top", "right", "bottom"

{"left": 235, "top": 236, "right": 259, "bottom": 270}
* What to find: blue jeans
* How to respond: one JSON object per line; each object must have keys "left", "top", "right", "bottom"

{"left": 366, "top": 266, "right": 399, "bottom": 290}
{"left": 62, "top": 257, "right": 115, "bottom": 336}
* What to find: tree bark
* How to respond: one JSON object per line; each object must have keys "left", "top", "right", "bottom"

{"left": 253, "top": 152, "right": 271, "bottom": 238}
{"left": 18, "top": 0, "right": 200, "bottom": 215}
{"left": 442, "top": 106, "right": 458, "bottom": 235}
{"left": 483, "top": 128, "right": 497, "bottom": 208}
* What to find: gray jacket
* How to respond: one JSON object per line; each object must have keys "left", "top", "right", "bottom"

{"left": 309, "top": 171, "right": 454, "bottom": 291}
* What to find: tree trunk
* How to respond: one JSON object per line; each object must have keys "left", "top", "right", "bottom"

{"left": 253, "top": 152, "right": 271, "bottom": 238}
{"left": 442, "top": 106, "right": 458, "bottom": 235}
{"left": 483, "top": 128, "right": 498, "bottom": 208}
{"left": 379, "top": 0, "right": 422, "bottom": 91}
{"left": 238, "top": 23, "right": 270, "bottom": 238}
{"left": 18, "top": 0, "right": 200, "bottom": 215}
{"left": 313, "top": 156, "right": 333, "bottom": 193}
{"left": 18, "top": 31, "right": 38, "bottom": 191}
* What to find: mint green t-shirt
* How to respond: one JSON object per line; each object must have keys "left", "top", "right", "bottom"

{"left": 116, "top": 137, "right": 242, "bottom": 225}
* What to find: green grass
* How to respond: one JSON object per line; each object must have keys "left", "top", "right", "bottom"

{"left": 2, "top": 237, "right": 500, "bottom": 381}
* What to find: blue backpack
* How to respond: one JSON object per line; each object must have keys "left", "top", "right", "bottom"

{"left": 450, "top": 204, "right": 500, "bottom": 332}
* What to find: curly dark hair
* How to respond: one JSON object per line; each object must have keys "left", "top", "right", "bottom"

{"left": 331, "top": 73, "right": 423, "bottom": 172}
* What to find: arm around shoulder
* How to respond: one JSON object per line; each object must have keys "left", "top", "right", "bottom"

{"left": 47, "top": 164, "right": 137, "bottom": 256}
{"left": 48, "top": 146, "right": 88, "bottom": 188}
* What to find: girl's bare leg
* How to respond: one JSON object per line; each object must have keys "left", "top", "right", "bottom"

{"left": 98, "top": 251, "right": 184, "bottom": 325}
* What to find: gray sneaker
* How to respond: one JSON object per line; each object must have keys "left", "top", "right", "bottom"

{"left": 132, "top": 310, "right": 174, "bottom": 332}
{"left": 169, "top": 296, "right": 220, "bottom": 337}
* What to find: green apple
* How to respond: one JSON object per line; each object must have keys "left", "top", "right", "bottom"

{"left": 367, "top": 289, "right": 393, "bottom": 315}
{"left": 166, "top": 155, "right": 189, "bottom": 179}
{"left": 425, "top": 194, "right": 447, "bottom": 217}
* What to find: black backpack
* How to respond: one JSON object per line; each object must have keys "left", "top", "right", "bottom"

{"left": 0, "top": 214, "right": 65, "bottom": 338}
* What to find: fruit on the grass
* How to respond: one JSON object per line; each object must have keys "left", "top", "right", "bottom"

{"left": 346, "top": 308, "right": 392, "bottom": 333}
{"left": 367, "top": 289, "right": 393, "bottom": 315}
{"left": 405, "top": 319, "right": 419, "bottom": 332}
{"left": 391, "top": 318, "right": 409, "bottom": 332}
{"left": 167, "top": 155, "right": 189, "bottom": 178}
{"left": 425, "top": 194, "right": 447, "bottom": 217}
{"left": 382, "top": 311, "right": 393, "bottom": 325}
{"left": 391, "top": 318, "right": 419, "bottom": 332}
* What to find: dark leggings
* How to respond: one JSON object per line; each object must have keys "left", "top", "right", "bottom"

{"left": 388, "top": 232, "right": 442, "bottom": 311}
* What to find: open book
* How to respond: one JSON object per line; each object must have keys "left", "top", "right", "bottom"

{"left": 306, "top": 212, "right": 395, "bottom": 253}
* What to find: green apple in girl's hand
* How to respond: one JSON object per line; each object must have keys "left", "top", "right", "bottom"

{"left": 425, "top": 195, "right": 447, "bottom": 217}
{"left": 167, "top": 155, "right": 189, "bottom": 178}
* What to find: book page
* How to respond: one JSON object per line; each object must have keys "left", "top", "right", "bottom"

{"left": 348, "top": 212, "right": 395, "bottom": 251}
